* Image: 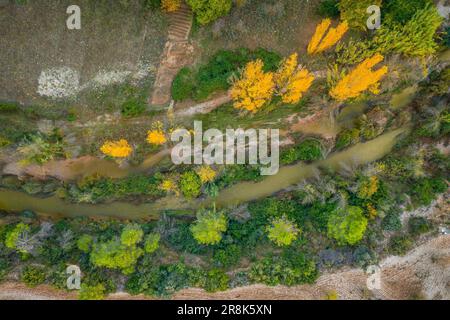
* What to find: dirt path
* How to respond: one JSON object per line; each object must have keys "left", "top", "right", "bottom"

{"left": 150, "top": 2, "right": 194, "bottom": 106}
{"left": 0, "top": 235, "right": 448, "bottom": 300}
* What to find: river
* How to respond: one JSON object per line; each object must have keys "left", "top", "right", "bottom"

{"left": 0, "top": 127, "right": 408, "bottom": 219}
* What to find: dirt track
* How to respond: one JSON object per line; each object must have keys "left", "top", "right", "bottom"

{"left": 1, "top": 235, "right": 448, "bottom": 300}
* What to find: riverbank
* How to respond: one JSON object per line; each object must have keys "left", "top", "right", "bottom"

{"left": 0, "top": 127, "right": 408, "bottom": 219}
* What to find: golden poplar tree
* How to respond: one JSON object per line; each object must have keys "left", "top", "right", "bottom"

{"left": 100, "top": 139, "right": 133, "bottom": 158}
{"left": 147, "top": 121, "right": 167, "bottom": 145}
{"left": 230, "top": 59, "right": 275, "bottom": 113}
{"left": 330, "top": 54, "right": 388, "bottom": 101}
{"left": 161, "top": 0, "right": 181, "bottom": 12}
{"left": 308, "top": 19, "right": 349, "bottom": 55}
{"left": 274, "top": 53, "right": 315, "bottom": 104}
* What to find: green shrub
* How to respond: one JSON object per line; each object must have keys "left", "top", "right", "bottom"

{"left": 0, "top": 136, "right": 11, "bottom": 148}
{"left": 213, "top": 244, "right": 241, "bottom": 268}
{"left": 409, "top": 177, "right": 447, "bottom": 207}
{"left": 179, "top": 171, "right": 202, "bottom": 198}
{"left": 0, "top": 102, "right": 19, "bottom": 113}
{"left": 143, "top": 0, "right": 161, "bottom": 10}
{"left": 216, "top": 165, "right": 262, "bottom": 189}
{"left": 445, "top": 26, "right": 450, "bottom": 48}
{"left": 144, "top": 233, "right": 160, "bottom": 254}
{"left": 382, "top": 211, "right": 402, "bottom": 231}
{"left": 249, "top": 252, "right": 317, "bottom": 286}
{"left": 373, "top": 5, "right": 443, "bottom": 57}
{"left": 77, "top": 234, "right": 93, "bottom": 253}
{"left": 21, "top": 265, "right": 46, "bottom": 287}
{"left": 281, "top": 139, "right": 323, "bottom": 165}
{"left": 79, "top": 283, "right": 106, "bottom": 300}
{"left": 335, "top": 129, "right": 360, "bottom": 150}
{"left": 316, "top": 0, "right": 340, "bottom": 18}
{"left": 172, "top": 68, "right": 195, "bottom": 101}
{"left": 384, "top": 0, "right": 433, "bottom": 25}
{"left": 388, "top": 234, "right": 413, "bottom": 256}
{"left": 204, "top": 269, "right": 229, "bottom": 292}
{"left": 121, "top": 99, "right": 146, "bottom": 117}
{"left": 187, "top": 0, "right": 232, "bottom": 25}
{"left": 18, "top": 131, "right": 66, "bottom": 165}
{"left": 408, "top": 217, "right": 432, "bottom": 237}
{"left": 69, "top": 174, "right": 164, "bottom": 203}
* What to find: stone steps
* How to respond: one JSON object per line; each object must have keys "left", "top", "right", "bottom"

{"left": 150, "top": 1, "right": 194, "bottom": 106}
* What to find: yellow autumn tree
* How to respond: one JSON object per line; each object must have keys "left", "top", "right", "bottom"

{"left": 160, "top": 178, "right": 180, "bottom": 196}
{"left": 147, "top": 121, "right": 167, "bottom": 145}
{"left": 161, "top": 0, "right": 181, "bottom": 12}
{"left": 308, "top": 19, "right": 349, "bottom": 55}
{"left": 330, "top": 54, "right": 388, "bottom": 101}
{"left": 197, "top": 166, "right": 216, "bottom": 184}
{"left": 100, "top": 139, "right": 132, "bottom": 158}
{"left": 230, "top": 59, "right": 275, "bottom": 113}
{"left": 274, "top": 53, "right": 315, "bottom": 104}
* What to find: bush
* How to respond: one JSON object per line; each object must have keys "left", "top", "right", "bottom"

{"left": 172, "top": 68, "right": 195, "bottom": 101}
{"left": 204, "top": 269, "right": 229, "bottom": 292}
{"left": 143, "top": 0, "right": 161, "bottom": 10}
{"left": 409, "top": 177, "right": 447, "bottom": 207}
{"left": 408, "top": 217, "right": 432, "bottom": 237}
{"left": 187, "top": 0, "right": 232, "bottom": 25}
{"left": 167, "top": 222, "right": 207, "bottom": 254}
{"left": 382, "top": 211, "right": 402, "bottom": 231}
{"left": 121, "top": 99, "right": 146, "bottom": 117}
{"left": 316, "top": 0, "right": 340, "bottom": 18}
{"left": 77, "top": 234, "right": 93, "bottom": 253}
{"left": 388, "top": 234, "right": 413, "bottom": 256}
{"left": 21, "top": 265, "right": 46, "bottom": 287}
{"left": 69, "top": 174, "right": 164, "bottom": 203}
{"left": 384, "top": 0, "right": 433, "bottom": 25}
{"left": 335, "top": 129, "right": 360, "bottom": 150}
{"left": 281, "top": 139, "right": 323, "bottom": 165}
{"left": 79, "top": 283, "right": 106, "bottom": 300}
{"left": 179, "top": 171, "right": 202, "bottom": 198}
{"left": 144, "top": 233, "right": 160, "bottom": 254}
{"left": 212, "top": 244, "right": 241, "bottom": 268}
{"left": 249, "top": 252, "right": 317, "bottom": 286}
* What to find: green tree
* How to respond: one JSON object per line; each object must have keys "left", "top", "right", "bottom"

{"left": 5, "top": 223, "right": 30, "bottom": 253}
{"left": 327, "top": 206, "right": 368, "bottom": 245}
{"left": 78, "top": 283, "right": 106, "bottom": 300}
{"left": 186, "top": 0, "right": 232, "bottom": 25}
{"left": 179, "top": 171, "right": 202, "bottom": 198}
{"left": 77, "top": 234, "right": 93, "bottom": 253}
{"left": 90, "top": 239, "right": 144, "bottom": 275}
{"left": 144, "top": 233, "right": 160, "bottom": 254}
{"left": 373, "top": 5, "right": 443, "bottom": 57}
{"left": 266, "top": 216, "right": 300, "bottom": 247}
{"left": 191, "top": 208, "right": 227, "bottom": 245}
{"left": 120, "top": 224, "right": 144, "bottom": 246}
{"left": 385, "top": 0, "right": 433, "bottom": 24}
